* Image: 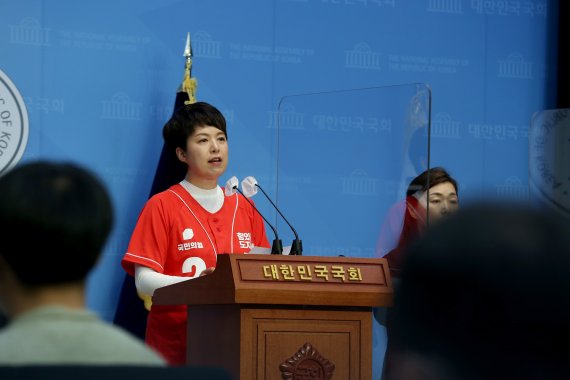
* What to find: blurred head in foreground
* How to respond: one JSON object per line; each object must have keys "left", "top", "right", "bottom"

{"left": 389, "top": 202, "right": 570, "bottom": 380}
{"left": 0, "top": 160, "right": 113, "bottom": 316}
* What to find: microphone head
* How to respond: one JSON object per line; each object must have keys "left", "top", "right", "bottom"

{"left": 241, "top": 176, "right": 258, "bottom": 198}
{"left": 225, "top": 176, "right": 239, "bottom": 196}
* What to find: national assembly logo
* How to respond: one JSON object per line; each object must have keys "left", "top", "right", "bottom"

{"left": 0, "top": 68, "right": 29, "bottom": 176}
{"left": 529, "top": 108, "right": 570, "bottom": 217}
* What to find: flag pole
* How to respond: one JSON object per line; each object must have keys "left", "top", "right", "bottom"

{"left": 139, "top": 32, "right": 199, "bottom": 311}
{"left": 112, "top": 33, "right": 199, "bottom": 338}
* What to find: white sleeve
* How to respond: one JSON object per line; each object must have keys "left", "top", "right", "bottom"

{"left": 134, "top": 264, "right": 191, "bottom": 296}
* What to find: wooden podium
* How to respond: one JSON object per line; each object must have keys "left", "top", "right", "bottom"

{"left": 153, "top": 254, "right": 392, "bottom": 380}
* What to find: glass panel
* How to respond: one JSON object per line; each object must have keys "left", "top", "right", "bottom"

{"left": 275, "top": 84, "right": 431, "bottom": 258}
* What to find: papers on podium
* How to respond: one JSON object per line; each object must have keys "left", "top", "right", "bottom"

{"left": 248, "top": 246, "right": 293, "bottom": 255}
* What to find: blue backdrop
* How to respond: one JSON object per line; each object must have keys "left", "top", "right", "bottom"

{"left": 0, "top": 0, "right": 559, "bottom": 377}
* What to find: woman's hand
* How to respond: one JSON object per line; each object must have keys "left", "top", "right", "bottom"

{"left": 199, "top": 267, "right": 215, "bottom": 276}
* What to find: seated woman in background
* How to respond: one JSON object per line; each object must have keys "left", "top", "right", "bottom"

{"left": 375, "top": 166, "right": 459, "bottom": 380}
{"left": 383, "top": 166, "right": 459, "bottom": 277}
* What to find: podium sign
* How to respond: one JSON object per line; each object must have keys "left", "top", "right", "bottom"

{"left": 153, "top": 254, "right": 392, "bottom": 379}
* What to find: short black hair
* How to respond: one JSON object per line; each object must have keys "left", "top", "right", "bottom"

{"left": 0, "top": 161, "right": 113, "bottom": 286}
{"left": 163, "top": 101, "right": 227, "bottom": 151}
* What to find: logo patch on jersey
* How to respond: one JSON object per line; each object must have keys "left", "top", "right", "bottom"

{"left": 178, "top": 241, "right": 204, "bottom": 251}
{"left": 182, "top": 228, "right": 194, "bottom": 240}
{"left": 236, "top": 232, "right": 253, "bottom": 249}
{"left": 178, "top": 227, "right": 204, "bottom": 251}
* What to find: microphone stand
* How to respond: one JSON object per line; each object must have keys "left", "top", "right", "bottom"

{"left": 234, "top": 186, "right": 283, "bottom": 255}
{"left": 255, "top": 184, "right": 303, "bottom": 255}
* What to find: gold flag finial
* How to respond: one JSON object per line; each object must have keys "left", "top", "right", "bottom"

{"left": 181, "top": 32, "right": 197, "bottom": 104}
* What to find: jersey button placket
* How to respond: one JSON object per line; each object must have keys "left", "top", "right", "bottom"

{"left": 211, "top": 217, "right": 222, "bottom": 233}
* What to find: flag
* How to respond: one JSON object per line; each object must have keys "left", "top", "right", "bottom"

{"left": 113, "top": 33, "right": 197, "bottom": 339}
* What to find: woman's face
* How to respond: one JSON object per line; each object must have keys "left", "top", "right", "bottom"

{"left": 418, "top": 181, "right": 459, "bottom": 223}
{"left": 176, "top": 125, "right": 228, "bottom": 189}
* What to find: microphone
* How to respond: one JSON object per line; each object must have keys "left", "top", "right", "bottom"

{"left": 241, "top": 176, "right": 303, "bottom": 255}
{"left": 224, "top": 176, "right": 239, "bottom": 197}
{"left": 225, "top": 176, "right": 283, "bottom": 255}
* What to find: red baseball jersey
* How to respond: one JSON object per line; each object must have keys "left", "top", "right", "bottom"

{"left": 121, "top": 183, "right": 269, "bottom": 364}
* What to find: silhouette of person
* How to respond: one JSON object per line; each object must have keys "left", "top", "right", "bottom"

{"left": 389, "top": 202, "right": 570, "bottom": 380}
{"left": 0, "top": 161, "right": 165, "bottom": 365}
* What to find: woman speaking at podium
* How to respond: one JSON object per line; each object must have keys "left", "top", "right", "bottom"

{"left": 121, "top": 102, "right": 269, "bottom": 365}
